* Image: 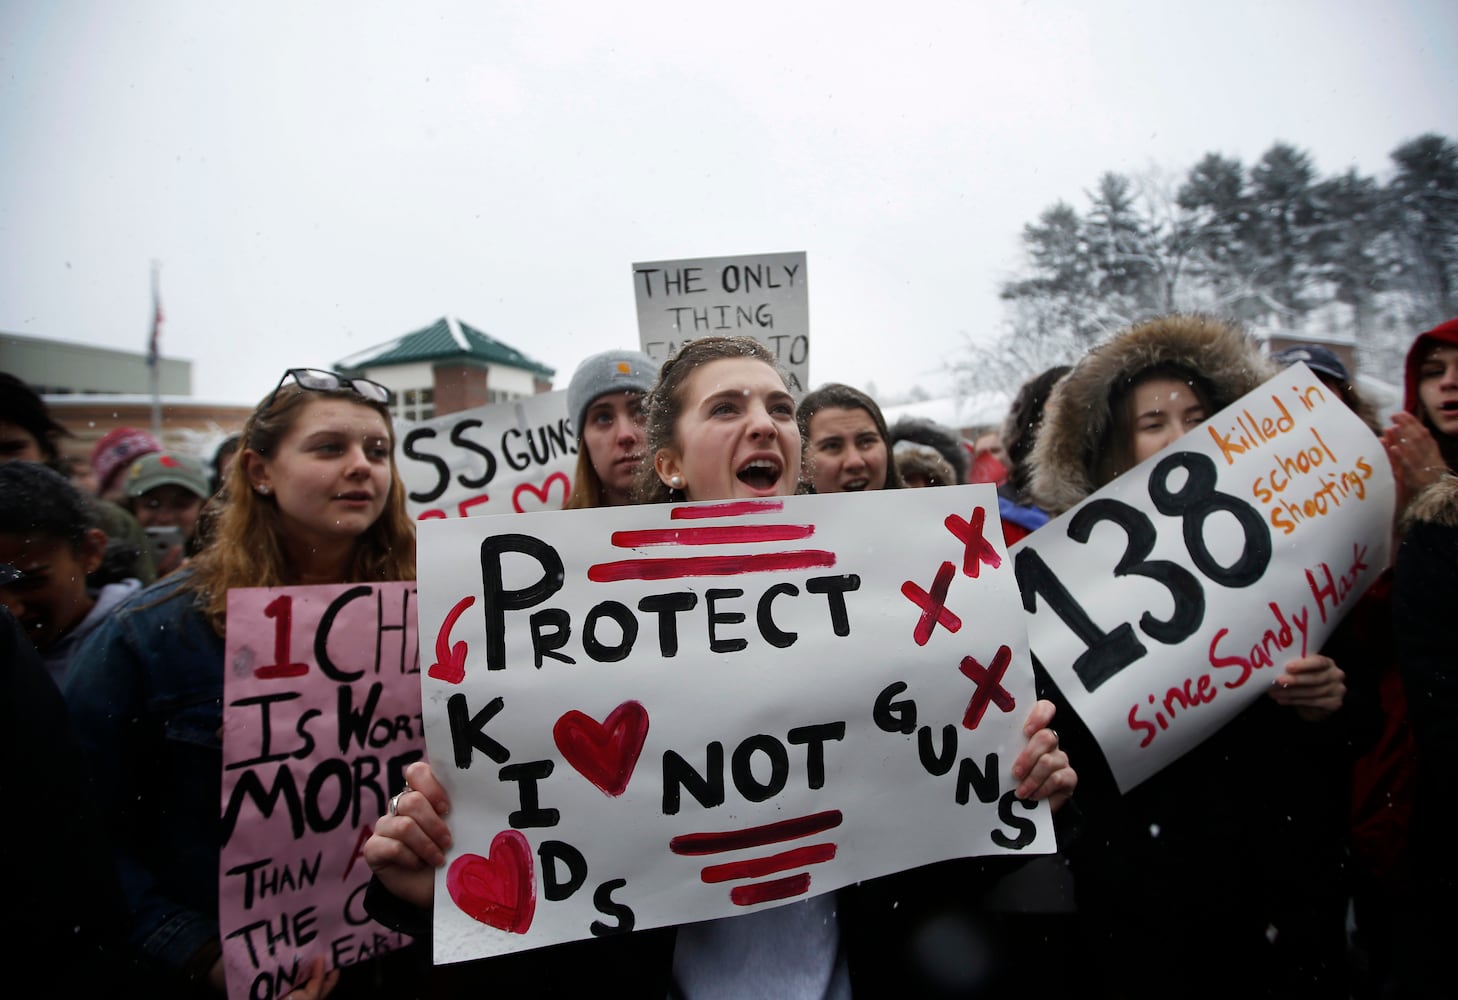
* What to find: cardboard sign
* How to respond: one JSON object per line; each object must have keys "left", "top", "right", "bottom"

{"left": 632, "top": 251, "right": 809, "bottom": 391}
{"left": 397, "top": 391, "right": 578, "bottom": 520}
{"left": 220, "top": 583, "right": 425, "bottom": 1000}
{"left": 1012, "top": 364, "right": 1395, "bottom": 792}
{"left": 415, "top": 485, "right": 1053, "bottom": 964}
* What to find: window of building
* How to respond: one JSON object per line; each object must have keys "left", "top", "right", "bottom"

{"left": 389, "top": 386, "right": 435, "bottom": 422}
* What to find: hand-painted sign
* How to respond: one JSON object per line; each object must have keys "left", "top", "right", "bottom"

{"left": 632, "top": 251, "right": 809, "bottom": 391}
{"left": 220, "top": 583, "right": 425, "bottom": 1000}
{"left": 1013, "top": 363, "right": 1394, "bottom": 792}
{"left": 415, "top": 485, "right": 1053, "bottom": 964}
{"left": 396, "top": 391, "right": 577, "bottom": 520}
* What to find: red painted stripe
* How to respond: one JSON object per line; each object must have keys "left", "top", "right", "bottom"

{"left": 611, "top": 524, "right": 814, "bottom": 548}
{"left": 700, "top": 843, "right": 838, "bottom": 883}
{"left": 671, "top": 500, "right": 785, "bottom": 519}
{"left": 588, "top": 550, "right": 835, "bottom": 583}
{"left": 730, "top": 873, "right": 812, "bottom": 906}
{"left": 670, "top": 809, "right": 844, "bottom": 856}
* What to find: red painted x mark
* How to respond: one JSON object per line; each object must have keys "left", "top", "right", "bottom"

{"left": 945, "top": 506, "right": 1002, "bottom": 578}
{"left": 959, "top": 645, "right": 1015, "bottom": 730}
{"left": 901, "top": 560, "right": 962, "bottom": 646}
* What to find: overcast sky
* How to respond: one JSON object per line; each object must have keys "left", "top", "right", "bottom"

{"left": 2, "top": 1, "right": 1454, "bottom": 406}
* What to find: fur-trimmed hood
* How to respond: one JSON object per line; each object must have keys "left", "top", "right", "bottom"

{"left": 889, "top": 416, "right": 970, "bottom": 484}
{"left": 1029, "top": 314, "right": 1274, "bottom": 515}
{"left": 1400, "top": 473, "right": 1458, "bottom": 533}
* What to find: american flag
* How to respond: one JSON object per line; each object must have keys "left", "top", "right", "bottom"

{"left": 147, "top": 263, "right": 163, "bottom": 368}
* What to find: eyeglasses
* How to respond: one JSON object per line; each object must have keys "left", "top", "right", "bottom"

{"left": 264, "top": 369, "right": 392, "bottom": 412}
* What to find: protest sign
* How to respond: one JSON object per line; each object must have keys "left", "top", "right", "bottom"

{"left": 397, "top": 391, "right": 577, "bottom": 520}
{"left": 1012, "top": 363, "right": 1394, "bottom": 793}
{"left": 632, "top": 251, "right": 809, "bottom": 391}
{"left": 220, "top": 582, "right": 425, "bottom": 1000}
{"left": 415, "top": 485, "right": 1053, "bottom": 964}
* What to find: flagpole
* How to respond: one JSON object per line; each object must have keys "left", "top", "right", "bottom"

{"left": 149, "top": 260, "right": 162, "bottom": 440}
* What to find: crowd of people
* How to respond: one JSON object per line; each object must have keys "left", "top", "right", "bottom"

{"left": 2, "top": 312, "right": 1455, "bottom": 999}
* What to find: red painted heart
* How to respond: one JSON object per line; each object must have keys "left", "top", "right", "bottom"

{"left": 446, "top": 830, "right": 536, "bottom": 934}
{"left": 553, "top": 701, "right": 649, "bottom": 797}
{"left": 513, "top": 471, "right": 571, "bottom": 512}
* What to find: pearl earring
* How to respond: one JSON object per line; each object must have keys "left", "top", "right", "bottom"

{"left": 256, "top": 484, "right": 271, "bottom": 495}
{"left": 669, "top": 475, "right": 684, "bottom": 489}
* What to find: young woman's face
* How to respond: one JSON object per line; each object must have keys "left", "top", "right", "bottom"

{"left": 582, "top": 391, "right": 645, "bottom": 504}
{"left": 806, "top": 406, "right": 887, "bottom": 493}
{"left": 133, "top": 485, "right": 205, "bottom": 539}
{"left": 247, "top": 398, "right": 393, "bottom": 550}
{"left": 1129, "top": 376, "right": 1208, "bottom": 464}
{"left": 1418, "top": 344, "right": 1458, "bottom": 438}
{"left": 0, "top": 531, "right": 105, "bottom": 650}
{"left": 655, "top": 357, "right": 801, "bottom": 501}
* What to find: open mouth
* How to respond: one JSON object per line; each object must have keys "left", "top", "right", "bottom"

{"left": 737, "top": 458, "right": 782, "bottom": 491}
{"left": 841, "top": 477, "right": 870, "bottom": 491}
{"left": 335, "top": 490, "right": 374, "bottom": 502}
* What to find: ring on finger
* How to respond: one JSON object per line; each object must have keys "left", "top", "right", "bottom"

{"left": 389, "top": 790, "right": 408, "bottom": 817}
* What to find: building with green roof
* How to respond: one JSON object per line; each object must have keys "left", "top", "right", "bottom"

{"left": 336, "top": 316, "right": 554, "bottom": 421}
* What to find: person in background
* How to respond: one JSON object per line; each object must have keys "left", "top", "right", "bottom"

{"left": 0, "top": 461, "right": 142, "bottom": 687}
{"left": 796, "top": 381, "right": 903, "bottom": 493}
{"left": 91, "top": 426, "right": 163, "bottom": 503}
{"left": 1389, "top": 317, "right": 1458, "bottom": 999}
{"left": 563, "top": 348, "right": 656, "bottom": 509}
{"left": 1271, "top": 342, "right": 1410, "bottom": 998}
{"left": 123, "top": 452, "right": 212, "bottom": 576}
{"left": 208, "top": 433, "right": 242, "bottom": 496}
{"left": 65, "top": 368, "right": 413, "bottom": 999}
{"left": 365, "top": 336, "right": 1075, "bottom": 998}
{"left": 893, "top": 437, "right": 958, "bottom": 487}
{"left": 1030, "top": 313, "right": 1357, "bottom": 996}
{"left": 1270, "top": 343, "right": 1383, "bottom": 434}
{"left": 889, "top": 415, "right": 970, "bottom": 486}
{"left": 994, "top": 365, "right": 1069, "bottom": 547}
{"left": 0, "top": 374, "right": 156, "bottom": 584}
{"left": 968, "top": 426, "right": 1009, "bottom": 486}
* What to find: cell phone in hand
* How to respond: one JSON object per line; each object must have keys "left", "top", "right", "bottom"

{"left": 145, "top": 526, "right": 184, "bottom": 566}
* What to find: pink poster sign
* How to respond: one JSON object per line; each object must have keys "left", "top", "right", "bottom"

{"left": 220, "top": 582, "right": 424, "bottom": 1000}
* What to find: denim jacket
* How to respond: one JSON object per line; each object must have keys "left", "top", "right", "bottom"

{"left": 64, "top": 569, "right": 226, "bottom": 979}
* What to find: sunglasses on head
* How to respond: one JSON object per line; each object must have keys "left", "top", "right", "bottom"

{"left": 264, "top": 369, "right": 392, "bottom": 412}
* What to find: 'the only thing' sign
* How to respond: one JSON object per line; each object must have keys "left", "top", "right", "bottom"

{"left": 415, "top": 486, "right": 1054, "bottom": 963}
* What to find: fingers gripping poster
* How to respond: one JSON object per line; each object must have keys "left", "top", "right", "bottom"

{"left": 220, "top": 583, "right": 425, "bottom": 1000}
{"left": 415, "top": 485, "right": 1054, "bottom": 964}
{"left": 396, "top": 390, "right": 578, "bottom": 520}
{"left": 1013, "top": 363, "right": 1395, "bottom": 793}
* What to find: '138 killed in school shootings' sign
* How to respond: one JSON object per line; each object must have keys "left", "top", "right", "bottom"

{"left": 396, "top": 390, "right": 579, "bottom": 520}
{"left": 220, "top": 582, "right": 426, "bottom": 1000}
{"left": 415, "top": 485, "right": 1054, "bottom": 964}
{"left": 1012, "top": 363, "right": 1395, "bottom": 793}
{"left": 632, "top": 250, "right": 809, "bottom": 392}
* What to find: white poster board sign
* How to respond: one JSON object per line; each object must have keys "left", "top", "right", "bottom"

{"left": 415, "top": 485, "right": 1053, "bottom": 964}
{"left": 396, "top": 391, "right": 577, "bottom": 519}
{"left": 1012, "top": 364, "right": 1394, "bottom": 792}
{"left": 632, "top": 251, "right": 809, "bottom": 391}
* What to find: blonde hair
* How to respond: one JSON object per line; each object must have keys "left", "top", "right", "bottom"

{"left": 187, "top": 383, "right": 416, "bottom": 633}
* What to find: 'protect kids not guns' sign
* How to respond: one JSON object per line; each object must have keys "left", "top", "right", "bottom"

{"left": 396, "top": 391, "right": 578, "bottom": 520}
{"left": 220, "top": 583, "right": 426, "bottom": 1000}
{"left": 632, "top": 250, "right": 809, "bottom": 391}
{"left": 1012, "top": 363, "right": 1395, "bottom": 793}
{"left": 415, "top": 485, "right": 1053, "bottom": 964}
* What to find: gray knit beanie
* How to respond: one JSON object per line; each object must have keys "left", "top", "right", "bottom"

{"left": 567, "top": 349, "right": 658, "bottom": 438}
